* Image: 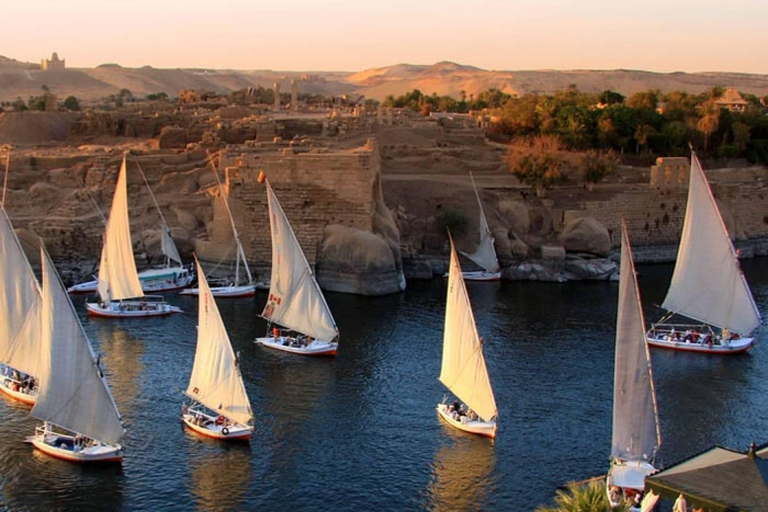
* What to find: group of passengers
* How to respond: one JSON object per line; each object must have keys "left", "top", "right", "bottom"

{"left": 447, "top": 400, "right": 479, "bottom": 422}
{"left": 273, "top": 327, "right": 313, "bottom": 348}
{"left": 3, "top": 368, "right": 36, "bottom": 394}
{"left": 608, "top": 486, "right": 643, "bottom": 507}
{"left": 648, "top": 327, "right": 740, "bottom": 347}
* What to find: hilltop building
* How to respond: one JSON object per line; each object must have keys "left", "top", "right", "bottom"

{"left": 715, "top": 87, "right": 748, "bottom": 112}
{"left": 41, "top": 52, "right": 65, "bottom": 71}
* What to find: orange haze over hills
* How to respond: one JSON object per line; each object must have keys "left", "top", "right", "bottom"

{"left": 2, "top": 55, "right": 768, "bottom": 103}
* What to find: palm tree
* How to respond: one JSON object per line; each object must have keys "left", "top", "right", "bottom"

{"left": 697, "top": 100, "right": 720, "bottom": 152}
{"left": 535, "top": 480, "right": 631, "bottom": 512}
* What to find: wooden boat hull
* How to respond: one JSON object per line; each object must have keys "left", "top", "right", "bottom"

{"left": 181, "top": 414, "right": 252, "bottom": 441}
{"left": 255, "top": 336, "right": 337, "bottom": 356}
{"left": 86, "top": 301, "right": 182, "bottom": 318}
{"left": 436, "top": 403, "right": 496, "bottom": 438}
{"left": 646, "top": 335, "right": 753, "bottom": 354}
{"left": 0, "top": 379, "right": 36, "bottom": 406}
{"left": 179, "top": 284, "right": 257, "bottom": 298}
{"left": 27, "top": 435, "right": 123, "bottom": 463}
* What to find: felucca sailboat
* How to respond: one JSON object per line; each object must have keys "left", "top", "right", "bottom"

{"left": 436, "top": 235, "right": 498, "bottom": 438}
{"left": 0, "top": 206, "right": 42, "bottom": 405}
{"left": 181, "top": 257, "right": 253, "bottom": 440}
{"left": 458, "top": 173, "right": 501, "bottom": 281}
{"left": 255, "top": 178, "right": 339, "bottom": 356}
{"left": 68, "top": 160, "right": 193, "bottom": 294}
{"left": 607, "top": 221, "right": 661, "bottom": 509}
{"left": 86, "top": 155, "right": 181, "bottom": 318}
{"left": 27, "top": 247, "right": 125, "bottom": 463}
{"left": 647, "top": 151, "right": 761, "bottom": 353}
{"left": 180, "top": 157, "right": 259, "bottom": 298}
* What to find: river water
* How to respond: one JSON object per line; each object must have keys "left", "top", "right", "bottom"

{"left": 1, "top": 259, "right": 767, "bottom": 511}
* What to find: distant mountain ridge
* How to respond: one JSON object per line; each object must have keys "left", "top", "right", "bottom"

{"left": 2, "top": 55, "right": 767, "bottom": 103}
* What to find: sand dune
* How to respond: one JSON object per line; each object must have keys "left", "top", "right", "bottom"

{"left": 1, "top": 55, "right": 767, "bottom": 104}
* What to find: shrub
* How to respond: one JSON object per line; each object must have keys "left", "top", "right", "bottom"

{"left": 437, "top": 208, "right": 468, "bottom": 237}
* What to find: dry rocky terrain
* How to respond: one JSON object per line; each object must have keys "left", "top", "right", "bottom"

{"left": 3, "top": 55, "right": 768, "bottom": 104}
{"left": 2, "top": 98, "right": 767, "bottom": 294}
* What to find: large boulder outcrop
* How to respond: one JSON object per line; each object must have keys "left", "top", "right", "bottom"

{"left": 497, "top": 200, "right": 529, "bottom": 236}
{"left": 316, "top": 224, "right": 403, "bottom": 296}
{"left": 558, "top": 217, "right": 611, "bottom": 256}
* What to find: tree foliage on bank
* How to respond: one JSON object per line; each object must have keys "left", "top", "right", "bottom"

{"left": 535, "top": 480, "right": 630, "bottom": 512}
{"left": 381, "top": 88, "right": 512, "bottom": 114}
{"left": 383, "top": 85, "right": 768, "bottom": 163}
{"left": 493, "top": 85, "right": 768, "bottom": 163}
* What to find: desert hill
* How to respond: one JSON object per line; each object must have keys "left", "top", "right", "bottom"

{"left": 2, "top": 55, "right": 768, "bottom": 103}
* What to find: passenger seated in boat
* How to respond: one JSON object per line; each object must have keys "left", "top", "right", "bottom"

{"left": 608, "top": 486, "right": 621, "bottom": 504}
{"left": 692, "top": 331, "right": 700, "bottom": 343}
{"left": 683, "top": 330, "right": 692, "bottom": 342}
{"left": 215, "top": 415, "right": 225, "bottom": 426}
{"left": 272, "top": 327, "right": 280, "bottom": 339}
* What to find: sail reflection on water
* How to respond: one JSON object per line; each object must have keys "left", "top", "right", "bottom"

{"left": 188, "top": 447, "right": 251, "bottom": 512}
{"left": 426, "top": 436, "right": 498, "bottom": 512}
{"left": 96, "top": 324, "right": 145, "bottom": 417}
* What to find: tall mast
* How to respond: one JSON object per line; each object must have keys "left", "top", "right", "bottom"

{"left": 207, "top": 153, "right": 252, "bottom": 285}
{"left": 134, "top": 159, "right": 180, "bottom": 268}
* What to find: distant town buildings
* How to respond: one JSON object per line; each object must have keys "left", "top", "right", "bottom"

{"left": 41, "top": 52, "right": 65, "bottom": 71}
{"left": 715, "top": 87, "right": 748, "bottom": 112}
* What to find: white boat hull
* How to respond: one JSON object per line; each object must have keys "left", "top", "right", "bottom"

{"left": 436, "top": 403, "right": 496, "bottom": 438}
{"left": 179, "top": 284, "right": 258, "bottom": 298}
{"left": 462, "top": 271, "right": 502, "bottom": 281}
{"left": 255, "top": 336, "right": 338, "bottom": 356}
{"left": 27, "top": 431, "right": 123, "bottom": 463}
{"left": 0, "top": 378, "right": 37, "bottom": 406}
{"left": 443, "top": 270, "right": 502, "bottom": 281}
{"left": 646, "top": 334, "right": 753, "bottom": 354}
{"left": 67, "top": 266, "right": 194, "bottom": 294}
{"left": 86, "top": 300, "right": 182, "bottom": 318}
{"left": 181, "top": 413, "right": 252, "bottom": 441}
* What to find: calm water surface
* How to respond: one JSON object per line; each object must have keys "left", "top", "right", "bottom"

{"left": 1, "top": 259, "right": 768, "bottom": 511}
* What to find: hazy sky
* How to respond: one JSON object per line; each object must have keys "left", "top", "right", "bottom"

{"left": 4, "top": 0, "right": 766, "bottom": 73}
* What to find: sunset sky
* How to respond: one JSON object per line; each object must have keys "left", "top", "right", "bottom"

{"left": 3, "top": 0, "right": 766, "bottom": 73}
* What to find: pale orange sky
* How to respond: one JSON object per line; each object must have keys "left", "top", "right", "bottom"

{"left": 3, "top": 0, "right": 766, "bottom": 73}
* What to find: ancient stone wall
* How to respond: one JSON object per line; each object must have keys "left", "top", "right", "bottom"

{"left": 213, "top": 140, "right": 379, "bottom": 267}
{"left": 568, "top": 178, "right": 768, "bottom": 259}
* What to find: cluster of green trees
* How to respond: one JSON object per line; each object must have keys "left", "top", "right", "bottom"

{"left": 493, "top": 85, "right": 768, "bottom": 163}
{"left": 0, "top": 87, "right": 80, "bottom": 112}
{"left": 382, "top": 85, "right": 768, "bottom": 164}
{"left": 381, "top": 88, "right": 512, "bottom": 115}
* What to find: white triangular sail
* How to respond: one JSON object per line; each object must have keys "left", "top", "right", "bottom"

{"left": 0, "top": 207, "right": 42, "bottom": 376}
{"left": 661, "top": 152, "right": 761, "bottom": 335}
{"left": 440, "top": 239, "right": 497, "bottom": 422}
{"left": 97, "top": 155, "right": 143, "bottom": 303}
{"left": 31, "top": 248, "right": 124, "bottom": 445}
{"left": 459, "top": 173, "right": 499, "bottom": 273}
{"left": 186, "top": 258, "right": 252, "bottom": 426}
{"left": 611, "top": 223, "right": 661, "bottom": 463}
{"left": 160, "top": 228, "right": 182, "bottom": 267}
{"left": 261, "top": 180, "right": 338, "bottom": 342}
